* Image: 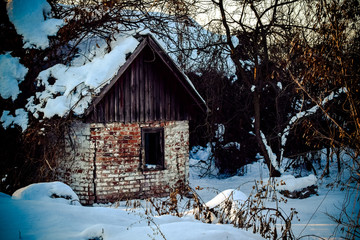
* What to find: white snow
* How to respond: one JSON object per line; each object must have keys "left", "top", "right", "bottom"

{"left": 6, "top": 0, "right": 64, "bottom": 49}
{"left": 189, "top": 144, "right": 219, "bottom": 177}
{"left": 0, "top": 108, "right": 28, "bottom": 132}
{"left": 251, "top": 85, "right": 256, "bottom": 92}
{"left": 26, "top": 34, "right": 140, "bottom": 119}
{"left": 190, "top": 144, "right": 212, "bottom": 161}
{"left": 260, "top": 130, "right": 283, "bottom": 173}
{"left": 4, "top": 1, "right": 206, "bottom": 127}
{"left": 223, "top": 142, "right": 241, "bottom": 150}
{"left": 0, "top": 182, "right": 262, "bottom": 240}
{"left": 12, "top": 181, "right": 80, "bottom": 205}
{"left": 280, "top": 87, "right": 347, "bottom": 161}
{"left": 0, "top": 53, "right": 28, "bottom": 101}
{"left": 205, "top": 189, "right": 247, "bottom": 208}
{"left": 190, "top": 151, "right": 358, "bottom": 239}
{"left": 215, "top": 123, "right": 225, "bottom": 142}
{"left": 0, "top": 149, "right": 358, "bottom": 239}
{"left": 262, "top": 174, "right": 317, "bottom": 192}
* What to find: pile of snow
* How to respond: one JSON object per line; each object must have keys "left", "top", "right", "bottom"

{"left": 205, "top": 189, "right": 247, "bottom": 209}
{"left": 254, "top": 174, "right": 318, "bottom": 198}
{"left": 0, "top": 53, "right": 28, "bottom": 101}
{"left": 271, "top": 174, "right": 317, "bottom": 192}
{"left": 12, "top": 181, "right": 80, "bottom": 205}
{"left": 6, "top": 0, "right": 64, "bottom": 49}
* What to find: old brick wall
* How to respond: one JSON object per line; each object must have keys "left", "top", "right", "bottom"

{"left": 61, "top": 120, "right": 189, "bottom": 205}
{"left": 58, "top": 122, "right": 95, "bottom": 204}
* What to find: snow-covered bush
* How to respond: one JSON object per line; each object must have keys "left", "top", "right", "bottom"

{"left": 142, "top": 181, "right": 296, "bottom": 239}
{"left": 189, "top": 144, "right": 218, "bottom": 178}
{"left": 12, "top": 181, "right": 80, "bottom": 205}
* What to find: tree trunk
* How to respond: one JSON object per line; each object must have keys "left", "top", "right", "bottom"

{"left": 336, "top": 148, "right": 341, "bottom": 173}
{"left": 321, "top": 147, "right": 330, "bottom": 178}
{"left": 253, "top": 91, "right": 281, "bottom": 177}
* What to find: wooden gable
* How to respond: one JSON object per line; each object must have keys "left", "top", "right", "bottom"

{"left": 85, "top": 34, "right": 206, "bottom": 123}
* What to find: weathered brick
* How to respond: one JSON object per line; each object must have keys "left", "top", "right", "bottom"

{"left": 59, "top": 120, "right": 190, "bottom": 205}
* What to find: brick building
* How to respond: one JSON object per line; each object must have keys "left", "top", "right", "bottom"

{"left": 60, "top": 34, "right": 206, "bottom": 205}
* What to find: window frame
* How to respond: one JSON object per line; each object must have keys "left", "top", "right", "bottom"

{"left": 141, "top": 127, "right": 165, "bottom": 171}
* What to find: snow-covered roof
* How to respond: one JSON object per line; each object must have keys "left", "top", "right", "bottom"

{"left": 26, "top": 33, "right": 141, "bottom": 119}
{"left": 1, "top": 0, "right": 207, "bottom": 132}
{"left": 26, "top": 32, "right": 206, "bottom": 122}
{"left": 85, "top": 33, "right": 207, "bottom": 117}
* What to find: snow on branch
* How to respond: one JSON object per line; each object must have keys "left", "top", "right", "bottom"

{"left": 280, "top": 87, "right": 347, "bottom": 160}
{"left": 260, "top": 130, "right": 283, "bottom": 173}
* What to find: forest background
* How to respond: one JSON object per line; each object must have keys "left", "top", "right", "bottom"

{"left": 0, "top": 0, "right": 359, "bottom": 236}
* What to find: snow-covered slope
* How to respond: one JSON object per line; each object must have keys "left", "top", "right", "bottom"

{"left": 0, "top": 182, "right": 263, "bottom": 240}
{"left": 0, "top": 148, "right": 358, "bottom": 239}
{"left": 190, "top": 147, "right": 358, "bottom": 239}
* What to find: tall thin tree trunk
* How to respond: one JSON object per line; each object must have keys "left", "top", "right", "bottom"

{"left": 253, "top": 91, "right": 281, "bottom": 177}
{"left": 336, "top": 148, "right": 341, "bottom": 173}
{"left": 322, "top": 147, "right": 330, "bottom": 178}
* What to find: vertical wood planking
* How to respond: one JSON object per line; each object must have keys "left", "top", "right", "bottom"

{"left": 166, "top": 74, "right": 171, "bottom": 120}
{"left": 136, "top": 56, "right": 141, "bottom": 122}
{"left": 119, "top": 77, "right": 125, "bottom": 123}
{"left": 131, "top": 62, "right": 136, "bottom": 122}
{"left": 99, "top": 103, "right": 104, "bottom": 122}
{"left": 125, "top": 70, "right": 131, "bottom": 122}
{"left": 109, "top": 89, "right": 114, "bottom": 121}
{"left": 93, "top": 104, "right": 98, "bottom": 123}
{"left": 175, "top": 86, "right": 181, "bottom": 120}
{"left": 104, "top": 96, "right": 109, "bottom": 122}
{"left": 171, "top": 79, "right": 176, "bottom": 120}
{"left": 149, "top": 61, "right": 154, "bottom": 121}
{"left": 114, "top": 81, "right": 119, "bottom": 122}
{"left": 154, "top": 63, "right": 160, "bottom": 120}
{"left": 139, "top": 53, "right": 145, "bottom": 122}
{"left": 159, "top": 66, "right": 164, "bottom": 120}
{"left": 145, "top": 61, "right": 149, "bottom": 122}
{"left": 136, "top": 57, "right": 140, "bottom": 122}
{"left": 84, "top": 40, "right": 202, "bottom": 124}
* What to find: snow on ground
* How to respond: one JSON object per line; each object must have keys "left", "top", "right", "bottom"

{"left": 0, "top": 147, "right": 358, "bottom": 240}
{"left": 12, "top": 181, "right": 80, "bottom": 206}
{"left": 0, "top": 184, "right": 263, "bottom": 240}
{"left": 190, "top": 147, "right": 359, "bottom": 239}
{"left": 205, "top": 189, "right": 247, "bottom": 209}
{"left": 266, "top": 174, "right": 317, "bottom": 192}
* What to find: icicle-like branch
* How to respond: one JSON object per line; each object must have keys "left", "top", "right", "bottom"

{"left": 280, "top": 87, "right": 347, "bottom": 161}
{"left": 260, "top": 130, "right": 283, "bottom": 173}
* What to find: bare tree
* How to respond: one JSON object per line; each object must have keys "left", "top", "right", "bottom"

{"left": 286, "top": 0, "right": 360, "bottom": 237}
{"left": 178, "top": 0, "right": 308, "bottom": 176}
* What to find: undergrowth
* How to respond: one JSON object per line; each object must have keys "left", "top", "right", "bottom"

{"left": 125, "top": 180, "right": 297, "bottom": 240}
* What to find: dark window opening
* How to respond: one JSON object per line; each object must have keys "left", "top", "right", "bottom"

{"left": 142, "top": 128, "right": 164, "bottom": 170}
